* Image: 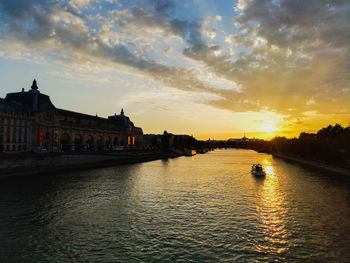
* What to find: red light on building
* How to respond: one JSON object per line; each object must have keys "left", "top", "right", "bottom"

{"left": 38, "top": 129, "right": 45, "bottom": 145}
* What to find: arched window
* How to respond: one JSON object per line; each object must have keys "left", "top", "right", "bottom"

{"left": 60, "top": 133, "right": 70, "bottom": 152}
{"left": 105, "top": 136, "right": 111, "bottom": 150}
{"left": 97, "top": 136, "right": 104, "bottom": 151}
{"left": 74, "top": 134, "right": 83, "bottom": 151}
{"left": 44, "top": 132, "right": 50, "bottom": 150}
{"left": 113, "top": 136, "right": 119, "bottom": 146}
{"left": 54, "top": 133, "right": 59, "bottom": 146}
{"left": 87, "top": 135, "right": 94, "bottom": 151}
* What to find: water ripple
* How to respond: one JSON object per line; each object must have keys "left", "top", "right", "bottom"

{"left": 1, "top": 150, "right": 350, "bottom": 262}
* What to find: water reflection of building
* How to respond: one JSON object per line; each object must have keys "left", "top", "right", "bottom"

{"left": 0, "top": 80, "right": 143, "bottom": 152}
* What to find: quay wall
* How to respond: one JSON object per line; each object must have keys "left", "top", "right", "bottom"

{"left": 272, "top": 153, "right": 350, "bottom": 176}
{"left": 0, "top": 153, "right": 168, "bottom": 179}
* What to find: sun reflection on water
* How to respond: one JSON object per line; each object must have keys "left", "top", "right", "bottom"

{"left": 261, "top": 158, "right": 275, "bottom": 177}
{"left": 255, "top": 158, "right": 289, "bottom": 255}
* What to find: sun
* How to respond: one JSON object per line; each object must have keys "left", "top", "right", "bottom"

{"left": 261, "top": 123, "right": 277, "bottom": 133}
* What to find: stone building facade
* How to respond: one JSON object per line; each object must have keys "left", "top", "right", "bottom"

{"left": 0, "top": 80, "right": 143, "bottom": 153}
{"left": 0, "top": 110, "right": 34, "bottom": 152}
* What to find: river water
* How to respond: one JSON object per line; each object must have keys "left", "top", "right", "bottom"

{"left": 1, "top": 149, "right": 350, "bottom": 262}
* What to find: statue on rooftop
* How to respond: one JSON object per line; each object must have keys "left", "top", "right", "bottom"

{"left": 31, "top": 79, "right": 38, "bottom": 90}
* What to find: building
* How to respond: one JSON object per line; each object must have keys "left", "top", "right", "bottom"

{"left": 143, "top": 132, "right": 198, "bottom": 152}
{"left": 0, "top": 80, "right": 143, "bottom": 152}
{"left": 228, "top": 133, "right": 249, "bottom": 143}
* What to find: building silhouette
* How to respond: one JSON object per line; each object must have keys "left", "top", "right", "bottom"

{"left": 0, "top": 80, "right": 143, "bottom": 152}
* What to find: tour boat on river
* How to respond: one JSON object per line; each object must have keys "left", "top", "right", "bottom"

{"left": 251, "top": 164, "right": 266, "bottom": 176}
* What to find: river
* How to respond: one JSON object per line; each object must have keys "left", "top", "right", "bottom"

{"left": 1, "top": 149, "right": 350, "bottom": 262}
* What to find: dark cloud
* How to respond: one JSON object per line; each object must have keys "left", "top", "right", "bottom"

{"left": 115, "top": 2, "right": 205, "bottom": 51}
{"left": 151, "top": 0, "right": 176, "bottom": 13}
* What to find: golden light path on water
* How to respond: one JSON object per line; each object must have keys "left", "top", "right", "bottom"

{"left": 255, "top": 159, "right": 289, "bottom": 255}
{"left": 1, "top": 149, "right": 350, "bottom": 262}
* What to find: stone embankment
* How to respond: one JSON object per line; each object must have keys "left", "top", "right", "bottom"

{"left": 272, "top": 153, "right": 350, "bottom": 176}
{"left": 0, "top": 152, "right": 181, "bottom": 179}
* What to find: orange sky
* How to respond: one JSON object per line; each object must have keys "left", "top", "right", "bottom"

{"left": 0, "top": 0, "right": 349, "bottom": 139}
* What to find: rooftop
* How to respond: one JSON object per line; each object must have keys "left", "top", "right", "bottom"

{"left": 1, "top": 80, "right": 141, "bottom": 129}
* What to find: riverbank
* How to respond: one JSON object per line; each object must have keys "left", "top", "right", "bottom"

{"left": 272, "top": 153, "right": 350, "bottom": 176}
{"left": 0, "top": 152, "right": 182, "bottom": 180}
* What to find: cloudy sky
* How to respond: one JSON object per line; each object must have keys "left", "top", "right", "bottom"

{"left": 0, "top": 0, "right": 349, "bottom": 139}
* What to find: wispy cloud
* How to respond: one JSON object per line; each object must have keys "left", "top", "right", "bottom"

{"left": 0, "top": 0, "right": 349, "bottom": 134}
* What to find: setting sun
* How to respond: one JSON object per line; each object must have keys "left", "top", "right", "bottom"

{"left": 261, "top": 123, "right": 277, "bottom": 133}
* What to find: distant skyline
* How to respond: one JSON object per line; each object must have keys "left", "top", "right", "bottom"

{"left": 1, "top": 0, "right": 349, "bottom": 140}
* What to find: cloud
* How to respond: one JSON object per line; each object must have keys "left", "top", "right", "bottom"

{"left": 69, "top": 0, "right": 92, "bottom": 9}
{"left": 0, "top": 0, "right": 231, "bottom": 99}
{"left": 180, "top": 0, "right": 350, "bottom": 121}
{"left": 0, "top": 1, "right": 172, "bottom": 73}
{"left": 0, "top": 0, "right": 349, "bottom": 132}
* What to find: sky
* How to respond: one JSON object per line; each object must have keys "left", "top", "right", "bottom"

{"left": 0, "top": 0, "right": 349, "bottom": 140}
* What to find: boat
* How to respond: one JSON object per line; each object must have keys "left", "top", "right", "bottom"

{"left": 251, "top": 164, "right": 266, "bottom": 176}
{"left": 184, "top": 149, "right": 196, "bottom": 156}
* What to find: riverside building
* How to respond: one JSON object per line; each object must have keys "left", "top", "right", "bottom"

{"left": 0, "top": 80, "right": 143, "bottom": 153}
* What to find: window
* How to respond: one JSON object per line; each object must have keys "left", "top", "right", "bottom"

{"left": 24, "top": 127, "right": 27, "bottom": 143}
{"left": 6, "top": 126, "right": 10, "bottom": 143}
{"left": 0, "top": 124, "right": 3, "bottom": 143}
{"left": 13, "top": 126, "right": 16, "bottom": 142}
{"left": 18, "top": 127, "right": 22, "bottom": 143}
